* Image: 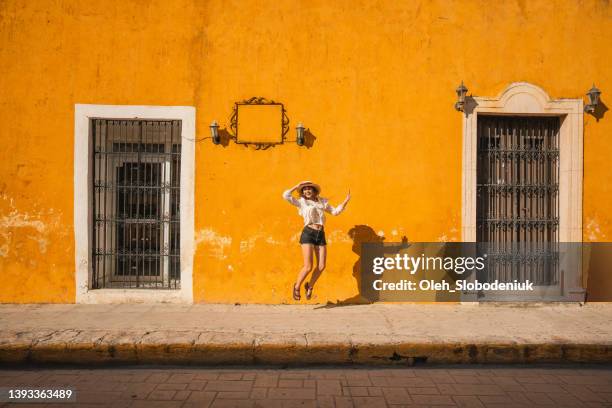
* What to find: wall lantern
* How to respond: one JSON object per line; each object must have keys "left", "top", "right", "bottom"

{"left": 296, "top": 122, "right": 305, "bottom": 146}
{"left": 584, "top": 84, "right": 601, "bottom": 113}
{"left": 454, "top": 81, "right": 468, "bottom": 112}
{"left": 210, "top": 120, "right": 220, "bottom": 144}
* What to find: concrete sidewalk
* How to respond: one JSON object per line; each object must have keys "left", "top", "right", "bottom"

{"left": 1, "top": 303, "right": 611, "bottom": 365}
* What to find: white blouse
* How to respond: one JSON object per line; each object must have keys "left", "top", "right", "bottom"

{"left": 282, "top": 189, "right": 346, "bottom": 226}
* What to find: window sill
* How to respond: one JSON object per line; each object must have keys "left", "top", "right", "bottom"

{"left": 79, "top": 288, "right": 189, "bottom": 304}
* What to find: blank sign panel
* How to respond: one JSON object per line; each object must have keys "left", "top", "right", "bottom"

{"left": 236, "top": 104, "right": 283, "bottom": 144}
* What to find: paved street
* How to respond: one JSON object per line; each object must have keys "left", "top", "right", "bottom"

{"left": 1, "top": 365, "right": 611, "bottom": 407}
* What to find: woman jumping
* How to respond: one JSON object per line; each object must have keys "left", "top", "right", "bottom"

{"left": 282, "top": 181, "right": 351, "bottom": 301}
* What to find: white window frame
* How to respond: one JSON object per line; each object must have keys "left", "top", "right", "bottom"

{"left": 461, "top": 82, "right": 583, "bottom": 243}
{"left": 74, "top": 104, "right": 195, "bottom": 303}
{"left": 460, "top": 83, "right": 585, "bottom": 301}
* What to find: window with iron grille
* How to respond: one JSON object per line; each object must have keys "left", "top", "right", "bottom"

{"left": 476, "top": 116, "right": 560, "bottom": 286}
{"left": 92, "top": 119, "right": 181, "bottom": 289}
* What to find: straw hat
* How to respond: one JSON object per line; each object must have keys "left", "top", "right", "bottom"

{"left": 297, "top": 181, "right": 321, "bottom": 195}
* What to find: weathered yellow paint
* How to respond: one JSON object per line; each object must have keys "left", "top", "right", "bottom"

{"left": 0, "top": 0, "right": 611, "bottom": 303}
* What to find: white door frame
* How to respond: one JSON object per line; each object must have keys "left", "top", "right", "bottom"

{"left": 460, "top": 83, "right": 585, "bottom": 301}
{"left": 74, "top": 104, "right": 195, "bottom": 303}
{"left": 461, "top": 82, "right": 583, "bottom": 243}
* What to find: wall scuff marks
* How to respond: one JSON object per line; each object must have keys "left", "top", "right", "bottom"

{"left": 195, "top": 228, "right": 232, "bottom": 259}
{"left": 586, "top": 218, "right": 607, "bottom": 242}
{"left": 0, "top": 194, "right": 62, "bottom": 258}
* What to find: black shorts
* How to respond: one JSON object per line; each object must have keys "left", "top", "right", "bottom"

{"left": 299, "top": 226, "right": 327, "bottom": 246}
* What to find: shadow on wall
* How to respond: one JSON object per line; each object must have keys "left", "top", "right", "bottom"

{"left": 216, "top": 128, "right": 232, "bottom": 147}
{"left": 585, "top": 243, "right": 612, "bottom": 301}
{"left": 316, "top": 225, "right": 409, "bottom": 308}
{"left": 591, "top": 99, "right": 608, "bottom": 122}
{"left": 462, "top": 96, "right": 479, "bottom": 115}
{"left": 302, "top": 129, "right": 317, "bottom": 148}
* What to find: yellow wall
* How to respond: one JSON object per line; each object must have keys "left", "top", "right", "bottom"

{"left": 1, "top": 0, "right": 611, "bottom": 303}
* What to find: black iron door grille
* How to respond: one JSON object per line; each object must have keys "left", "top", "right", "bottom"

{"left": 476, "top": 116, "right": 560, "bottom": 286}
{"left": 92, "top": 119, "right": 181, "bottom": 289}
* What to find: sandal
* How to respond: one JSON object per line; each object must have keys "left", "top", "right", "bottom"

{"left": 292, "top": 284, "right": 301, "bottom": 301}
{"left": 304, "top": 282, "right": 313, "bottom": 300}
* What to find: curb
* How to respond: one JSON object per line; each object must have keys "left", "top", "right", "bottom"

{"left": 1, "top": 331, "right": 611, "bottom": 366}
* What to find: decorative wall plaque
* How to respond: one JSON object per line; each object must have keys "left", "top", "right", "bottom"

{"left": 229, "top": 97, "right": 290, "bottom": 148}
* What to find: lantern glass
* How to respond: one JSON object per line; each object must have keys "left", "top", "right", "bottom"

{"left": 296, "top": 122, "right": 305, "bottom": 146}
{"left": 210, "top": 120, "right": 220, "bottom": 144}
{"left": 588, "top": 85, "right": 601, "bottom": 106}
{"left": 456, "top": 81, "right": 468, "bottom": 102}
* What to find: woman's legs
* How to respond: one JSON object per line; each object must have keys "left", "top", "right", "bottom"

{"left": 295, "top": 244, "right": 314, "bottom": 290}
{"left": 308, "top": 245, "right": 327, "bottom": 288}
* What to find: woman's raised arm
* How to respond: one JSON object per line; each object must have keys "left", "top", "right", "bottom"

{"left": 282, "top": 183, "right": 303, "bottom": 207}
{"left": 324, "top": 189, "right": 351, "bottom": 216}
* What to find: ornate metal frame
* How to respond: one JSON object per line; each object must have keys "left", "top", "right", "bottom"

{"left": 229, "top": 97, "right": 290, "bottom": 149}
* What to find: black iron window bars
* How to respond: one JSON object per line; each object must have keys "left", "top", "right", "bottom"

{"left": 92, "top": 119, "right": 181, "bottom": 289}
{"left": 476, "top": 116, "right": 560, "bottom": 286}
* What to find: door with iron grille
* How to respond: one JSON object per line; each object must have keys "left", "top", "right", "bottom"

{"left": 92, "top": 119, "right": 181, "bottom": 289}
{"left": 476, "top": 116, "right": 560, "bottom": 291}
